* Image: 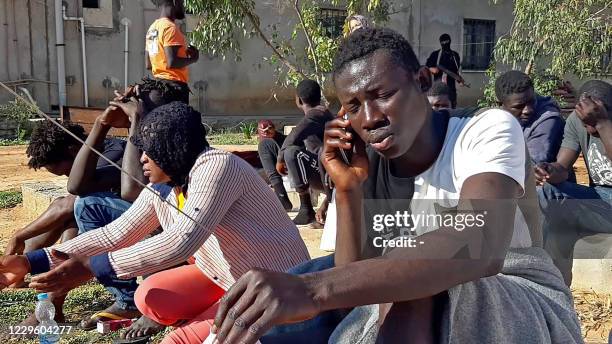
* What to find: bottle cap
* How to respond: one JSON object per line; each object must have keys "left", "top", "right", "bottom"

{"left": 37, "top": 293, "right": 49, "bottom": 301}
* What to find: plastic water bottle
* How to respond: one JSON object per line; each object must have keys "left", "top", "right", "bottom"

{"left": 35, "top": 293, "right": 60, "bottom": 344}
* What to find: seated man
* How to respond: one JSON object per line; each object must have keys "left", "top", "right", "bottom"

{"left": 276, "top": 79, "right": 334, "bottom": 225}
{"left": 210, "top": 28, "right": 582, "bottom": 344}
{"left": 257, "top": 119, "right": 291, "bottom": 210}
{"left": 427, "top": 81, "right": 452, "bottom": 111}
{"left": 4, "top": 77, "right": 183, "bottom": 332}
{"left": 0, "top": 102, "right": 310, "bottom": 344}
{"left": 536, "top": 80, "right": 612, "bottom": 286}
{"left": 496, "top": 70, "right": 565, "bottom": 164}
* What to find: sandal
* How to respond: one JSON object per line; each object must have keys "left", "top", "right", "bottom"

{"left": 79, "top": 311, "right": 136, "bottom": 331}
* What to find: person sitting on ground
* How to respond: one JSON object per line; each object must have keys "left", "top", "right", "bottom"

{"left": 276, "top": 79, "right": 334, "bottom": 225}
{"left": 209, "top": 28, "right": 582, "bottom": 344}
{"left": 257, "top": 119, "right": 291, "bottom": 210}
{"left": 4, "top": 77, "right": 190, "bottom": 336}
{"left": 3, "top": 118, "right": 133, "bottom": 329}
{"left": 536, "top": 80, "right": 612, "bottom": 286}
{"left": 145, "top": 0, "right": 198, "bottom": 104}
{"left": 427, "top": 81, "right": 453, "bottom": 111}
{"left": 0, "top": 101, "right": 310, "bottom": 344}
{"left": 496, "top": 70, "right": 565, "bottom": 164}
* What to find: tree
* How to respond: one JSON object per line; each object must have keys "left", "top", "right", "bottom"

{"left": 481, "top": 0, "right": 611, "bottom": 105}
{"left": 185, "top": 0, "right": 390, "bottom": 98}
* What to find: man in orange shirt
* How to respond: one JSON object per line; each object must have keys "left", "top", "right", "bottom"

{"left": 145, "top": 0, "right": 198, "bottom": 104}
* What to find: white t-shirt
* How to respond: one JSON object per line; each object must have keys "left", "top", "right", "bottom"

{"left": 409, "top": 109, "right": 532, "bottom": 248}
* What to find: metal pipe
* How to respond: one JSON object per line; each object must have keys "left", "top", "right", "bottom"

{"left": 0, "top": 0, "right": 9, "bottom": 80}
{"left": 6, "top": 0, "right": 19, "bottom": 80}
{"left": 54, "top": 0, "right": 66, "bottom": 108}
{"left": 63, "top": 4, "right": 89, "bottom": 107}
{"left": 121, "top": 18, "right": 132, "bottom": 89}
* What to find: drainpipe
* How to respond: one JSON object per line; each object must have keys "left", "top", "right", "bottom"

{"left": 0, "top": 0, "right": 9, "bottom": 80}
{"left": 121, "top": 18, "right": 131, "bottom": 90}
{"left": 63, "top": 4, "right": 89, "bottom": 107}
{"left": 54, "top": 0, "right": 66, "bottom": 108}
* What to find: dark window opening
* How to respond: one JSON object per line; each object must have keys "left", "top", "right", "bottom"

{"left": 463, "top": 19, "right": 496, "bottom": 71}
{"left": 83, "top": 0, "right": 100, "bottom": 8}
{"left": 319, "top": 8, "right": 347, "bottom": 39}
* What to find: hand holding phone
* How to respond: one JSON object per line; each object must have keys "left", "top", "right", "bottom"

{"left": 322, "top": 110, "right": 369, "bottom": 192}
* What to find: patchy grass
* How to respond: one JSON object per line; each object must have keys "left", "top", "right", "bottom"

{"left": 0, "top": 283, "right": 172, "bottom": 343}
{"left": 0, "top": 139, "right": 28, "bottom": 146}
{"left": 207, "top": 132, "right": 258, "bottom": 146}
{"left": 0, "top": 191, "right": 22, "bottom": 209}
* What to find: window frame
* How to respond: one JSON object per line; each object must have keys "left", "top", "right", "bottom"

{"left": 82, "top": 0, "right": 100, "bottom": 9}
{"left": 462, "top": 18, "right": 497, "bottom": 72}
{"left": 318, "top": 7, "right": 347, "bottom": 39}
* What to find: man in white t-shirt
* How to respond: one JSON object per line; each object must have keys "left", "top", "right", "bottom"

{"left": 209, "top": 28, "right": 582, "bottom": 344}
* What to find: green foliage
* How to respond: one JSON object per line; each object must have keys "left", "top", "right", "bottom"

{"left": 479, "top": 66, "right": 565, "bottom": 108}
{"left": 239, "top": 121, "right": 257, "bottom": 140}
{"left": 0, "top": 99, "right": 37, "bottom": 140}
{"left": 0, "top": 138, "right": 29, "bottom": 146}
{"left": 0, "top": 190, "right": 22, "bottom": 209}
{"left": 492, "top": 0, "right": 611, "bottom": 77}
{"left": 186, "top": 0, "right": 390, "bottom": 95}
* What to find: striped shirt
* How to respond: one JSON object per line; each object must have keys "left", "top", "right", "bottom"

{"left": 38, "top": 148, "right": 310, "bottom": 290}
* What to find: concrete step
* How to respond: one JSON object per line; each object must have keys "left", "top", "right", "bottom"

{"left": 572, "top": 233, "right": 612, "bottom": 294}
{"left": 21, "top": 181, "right": 68, "bottom": 221}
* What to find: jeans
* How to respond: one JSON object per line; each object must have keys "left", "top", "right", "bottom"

{"left": 538, "top": 182, "right": 612, "bottom": 283}
{"left": 261, "top": 255, "right": 349, "bottom": 344}
{"left": 74, "top": 192, "right": 138, "bottom": 311}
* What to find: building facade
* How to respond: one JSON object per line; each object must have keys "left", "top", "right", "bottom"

{"left": 0, "top": 0, "right": 514, "bottom": 125}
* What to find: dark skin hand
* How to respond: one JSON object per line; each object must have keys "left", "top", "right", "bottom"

{"left": 109, "top": 93, "right": 149, "bottom": 201}
{"left": 275, "top": 161, "right": 288, "bottom": 176}
{"left": 212, "top": 51, "right": 522, "bottom": 344}
{"left": 165, "top": 45, "right": 199, "bottom": 69}
{"left": 28, "top": 250, "right": 94, "bottom": 295}
{"left": 0, "top": 255, "right": 30, "bottom": 288}
{"left": 533, "top": 147, "right": 579, "bottom": 186}
{"left": 66, "top": 106, "right": 126, "bottom": 195}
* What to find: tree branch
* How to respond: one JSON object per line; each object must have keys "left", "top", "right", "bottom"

{"left": 236, "top": 1, "right": 307, "bottom": 79}
{"left": 293, "top": 0, "right": 321, "bottom": 83}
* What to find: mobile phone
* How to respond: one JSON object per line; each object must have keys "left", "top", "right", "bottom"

{"left": 339, "top": 113, "right": 353, "bottom": 164}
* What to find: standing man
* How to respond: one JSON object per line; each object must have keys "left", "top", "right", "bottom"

{"left": 426, "top": 33, "right": 465, "bottom": 108}
{"left": 145, "top": 0, "right": 198, "bottom": 104}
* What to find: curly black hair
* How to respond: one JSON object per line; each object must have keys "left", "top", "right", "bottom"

{"left": 137, "top": 77, "right": 186, "bottom": 105}
{"left": 495, "top": 71, "right": 534, "bottom": 102}
{"left": 296, "top": 79, "right": 322, "bottom": 106}
{"left": 428, "top": 81, "right": 450, "bottom": 97}
{"left": 579, "top": 80, "right": 612, "bottom": 111}
{"left": 27, "top": 120, "right": 86, "bottom": 170}
{"left": 333, "top": 28, "right": 420, "bottom": 80}
{"left": 131, "top": 101, "right": 208, "bottom": 190}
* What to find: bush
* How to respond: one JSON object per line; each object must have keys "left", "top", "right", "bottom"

{"left": 0, "top": 98, "right": 37, "bottom": 140}
{"left": 0, "top": 190, "right": 22, "bottom": 209}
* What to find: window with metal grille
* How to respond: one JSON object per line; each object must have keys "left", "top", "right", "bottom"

{"left": 463, "top": 19, "right": 496, "bottom": 71}
{"left": 83, "top": 0, "right": 100, "bottom": 8}
{"left": 319, "top": 8, "right": 347, "bottom": 39}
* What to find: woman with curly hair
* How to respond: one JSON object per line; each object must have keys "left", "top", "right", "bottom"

{"left": 0, "top": 101, "right": 310, "bottom": 344}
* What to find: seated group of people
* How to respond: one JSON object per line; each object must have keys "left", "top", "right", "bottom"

{"left": 1, "top": 26, "right": 611, "bottom": 344}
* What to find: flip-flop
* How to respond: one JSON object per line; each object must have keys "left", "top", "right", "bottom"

{"left": 79, "top": 311, "right": 132, "bottom": 331}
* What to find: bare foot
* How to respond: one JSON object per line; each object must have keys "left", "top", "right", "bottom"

{"left": 121, "top": 316, "right": 165, "bottom": 340}
{"left": 79, "top": 303, "right": 141, "bottom": 331}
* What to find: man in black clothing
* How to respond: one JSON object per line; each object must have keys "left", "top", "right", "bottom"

{"left": 257, "top": 120, "right": 292, "bottom": 210}
{"left": 426, "top": 33, "right": 465, "bottom": 109}
{"left": 276, "top": 79, "right": 334, "bottom": 225}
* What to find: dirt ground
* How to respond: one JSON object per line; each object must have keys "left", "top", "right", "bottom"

{"left": 0, "top": 145, "right": 608, "bottom": 343}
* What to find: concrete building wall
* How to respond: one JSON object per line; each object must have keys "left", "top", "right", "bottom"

{"left": 2, "top": 0, "right": 516, "bottom": 122}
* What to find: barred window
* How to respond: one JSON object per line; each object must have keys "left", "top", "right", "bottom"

{"left": 463, "top": 19, "right": 496, "bottom": 71}
{"left": 319, "top": 8, "right": 347, "bottom": 39}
